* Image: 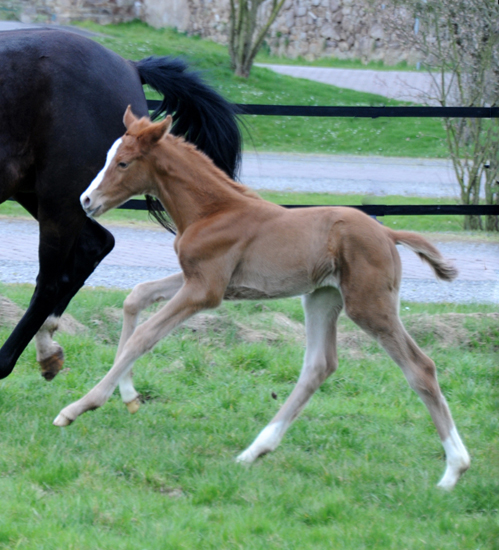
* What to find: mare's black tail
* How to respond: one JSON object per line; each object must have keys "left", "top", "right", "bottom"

{"left": 134, "top": 57, "right": 242, "bottom": 233}
{"left": 134, "top": 56, "right": 242, "bottom": 179}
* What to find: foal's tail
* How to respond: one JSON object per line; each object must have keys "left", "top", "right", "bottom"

{"left": 134, "top": 56, "right": 241, "bottom": 179}
{"left": 389, "top": 230, "right": 458, "bottom": 281}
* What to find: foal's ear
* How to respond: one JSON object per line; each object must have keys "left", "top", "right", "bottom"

{"left": 143, "top": 115, "right": 173, "bottom": 145}
{"left": 164, "top": 114, "right": 173, "bottom": 135}
{"left": 123, "top": 105, "right": 139, "bottom": 129}
{"left": 153, "top": 115, "right": 173, "bottom": 141}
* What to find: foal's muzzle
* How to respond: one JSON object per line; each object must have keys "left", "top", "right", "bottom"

{"left": 81, "top": 194, "right": 102, "bottom": 217}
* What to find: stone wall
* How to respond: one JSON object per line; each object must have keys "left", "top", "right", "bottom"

{"left": 143, "top": 0, "right": 188, "bottom": 30}
{"left": 181, "top": 0, "right": 417, "bottom": 65}
{"left": 3, "top": 0, "right": 418, "bottom": 65}
{"left": 4, "top": 0, "right": 142, "bottom": 25}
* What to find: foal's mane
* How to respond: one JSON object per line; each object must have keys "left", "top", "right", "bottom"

{"left": 165, "top": 134, "right": 261, "bottom": 201}
{"left": 136, "top": 117, "right": 260, "bottom": 233}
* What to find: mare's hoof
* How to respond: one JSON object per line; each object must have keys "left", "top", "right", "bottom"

{"left": 40, "top": 348, "right": 65, "bottom": 381}
{"left": 125, "top": 397, "right": 141, "bottom": 414}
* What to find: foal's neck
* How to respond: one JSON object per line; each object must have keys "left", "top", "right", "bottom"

{"left": 153, "top": 136, "right": 258, "bottom": 233}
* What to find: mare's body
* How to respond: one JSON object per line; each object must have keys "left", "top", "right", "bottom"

{"left": 0, "top": 30, "right": 241, "bottom": 380}
{"left": 55, "top": 111, "right": 470, "bottom": 490}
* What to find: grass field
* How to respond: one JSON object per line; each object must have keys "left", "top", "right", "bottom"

{"left": 74, "top": 21, "right": 450, "bottom": 159}
{"left": 0, "top": 284, "right": 498, "bottom": 549}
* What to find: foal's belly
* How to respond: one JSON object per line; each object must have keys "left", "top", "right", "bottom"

{"left": 224, "top": 285, "right": 308, "bottom": 301}
{"left": 224, "top": 265, "right": 339, "bottom": 301}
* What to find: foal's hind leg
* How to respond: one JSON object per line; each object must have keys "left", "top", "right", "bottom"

{"left": 115, "top": 273, "right": 185, "bottom": 413}
{"left": 344, "top": 290, "right": 470, "bottom": 490}
{"left": 237, "top": 287, "right": 343, "bottom": 463}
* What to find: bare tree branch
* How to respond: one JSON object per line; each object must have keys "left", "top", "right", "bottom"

{"left": 382, "top": 0, "right": 499, "bottom": 230}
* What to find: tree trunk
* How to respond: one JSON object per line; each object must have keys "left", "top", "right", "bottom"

{"left": 229, "top": 0, "right": 286, "bottom": 78}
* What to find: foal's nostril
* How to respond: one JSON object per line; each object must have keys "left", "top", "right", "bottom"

{"left": 82, "top": 196, "right": 91, "bottom": 208}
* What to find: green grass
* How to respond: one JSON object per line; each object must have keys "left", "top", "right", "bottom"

{"left": 0, "top": 284, "right": 497, "bottom": 548}
{"left": 74, "top": 21, "right": 449, "bottom": 158}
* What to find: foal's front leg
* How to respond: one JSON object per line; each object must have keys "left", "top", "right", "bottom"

{"left": 116, "top": 273, "right": 185, "bottom": 413}
{"left": 53, "top": 280, "right": 212, "bottom": 427}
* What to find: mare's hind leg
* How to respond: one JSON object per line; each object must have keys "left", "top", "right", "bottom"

{"left": 115, "top": 273, "right": 185, "bottom": 413}
{"left": 35, "top": 315, "right": 65, "bottom": 380}
{"left": 38, "top": 217, "right": 114, "bottom": 380}
{"left": 343, "top": 286, "right": 470, "bottom": 490}
{"left": 237, "top": 287, "right": 343, "bottom": 463}
{"left": 7, "top": 194, "right": 64, "bottom": 379}
{"left": 34, "top": 217, "right": 114, "bottom": 380}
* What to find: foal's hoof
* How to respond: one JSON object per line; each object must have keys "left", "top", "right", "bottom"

{"left": 53, "top": 412, "right": 73, "bottom": 427}
{"left": 236, "top": 449, "right": 258, "bottom": 464}
{"left": 40, "top": 348, "right": 65, "bottom": 381}
{"left": 125, "top": 397, "right": 141, "bottom": 414}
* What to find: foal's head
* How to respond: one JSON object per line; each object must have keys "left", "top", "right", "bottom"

{"left": 80, "top": 106, "right": 172, "bottom": 217}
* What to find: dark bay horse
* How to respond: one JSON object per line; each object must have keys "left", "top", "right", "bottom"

{"left": 0, "top": 29, "right": 241, "bottom": 380}
{"left": 56, "top": 109, "right": 470, "bottom": 490}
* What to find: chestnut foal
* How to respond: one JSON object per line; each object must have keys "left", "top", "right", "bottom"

{"left": 54, "top": 107, "right": 470, "bottom": 490}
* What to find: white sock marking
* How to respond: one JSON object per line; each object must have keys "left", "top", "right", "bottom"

{"left": 438, "top": 426, "right": 470, "bottom": 490}
{"left": 119, "top": 374, "right": 139, "bottom": 405}
{"left": 237, "top": 421, "right": 286, "bottom": 463}
{"left": 35, "top": 315, "right": 60, "bottom": 361}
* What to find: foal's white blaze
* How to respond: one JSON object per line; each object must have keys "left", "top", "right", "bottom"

{"left": 80, "top": 138, "right": 122, "bottom": 208}
{"left": 437, "top": 426, "right": 471, "bottom": 490}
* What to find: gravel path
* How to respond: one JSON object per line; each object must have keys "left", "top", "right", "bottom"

{"left": 241, "top": 152, "right": 463, "bottom": 198}
{"left": 255, "top": 63, "right": 446, "bottom": 105}
{"left": 1, "top": 216, "right": 497, "bottom": 304}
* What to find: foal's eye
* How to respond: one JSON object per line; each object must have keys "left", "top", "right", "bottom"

{"left": 118, "top": 162, "right": 128, "bottom": 169}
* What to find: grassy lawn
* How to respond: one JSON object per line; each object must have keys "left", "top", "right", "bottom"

{"left": 0, "top": 284, "right": 497, "bottom": 549}
{"left": 74, "top": 21, "right": 449, "bottom": 158}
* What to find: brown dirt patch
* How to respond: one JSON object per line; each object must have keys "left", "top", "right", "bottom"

{"left": 0, "top": 294, "right": 86, "bottom": 334}
{"left": 403, "top": 312, "right": 499, "bottom": 349}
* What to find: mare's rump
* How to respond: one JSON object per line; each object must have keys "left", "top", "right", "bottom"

{"left": 0, "top": 29, "right": 148, "bottom": 204}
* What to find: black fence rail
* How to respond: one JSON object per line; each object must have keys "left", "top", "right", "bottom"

{"left": 117, "top": 199, "right": 497, "bottom": 217}
{"left": 149, "top": 100, "right": 499, "bottom": 119}
{"left": 127, "top": 102, "right": 499, "bottom": 218}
